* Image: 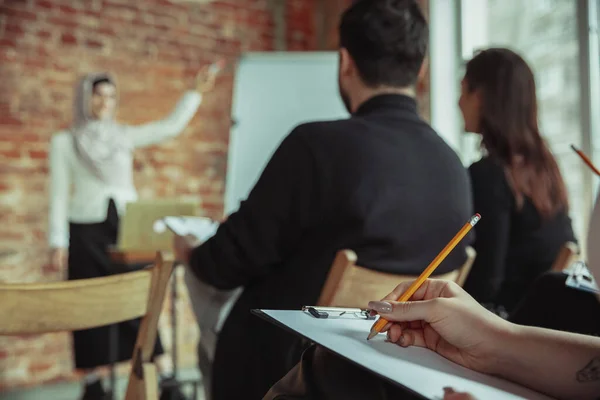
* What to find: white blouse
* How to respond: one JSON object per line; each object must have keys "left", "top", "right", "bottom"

{"left": 48, "top": 91, "right": 202, "bottom": 249}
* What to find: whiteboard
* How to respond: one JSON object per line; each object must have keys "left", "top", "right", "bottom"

{"left": 224, "top": 52, "right": 349, "bottom": 215}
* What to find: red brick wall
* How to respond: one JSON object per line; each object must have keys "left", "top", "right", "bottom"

{"left": 0, "top": 0, "right": 428, "bottom": 390}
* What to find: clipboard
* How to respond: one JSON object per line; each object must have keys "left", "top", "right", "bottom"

{"left": 252, "top": 309, "right": 553, "bottom": 400}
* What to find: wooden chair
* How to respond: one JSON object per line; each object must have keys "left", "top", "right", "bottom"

{"left": 0, "top": 252, "right": 174, "bottom": 400}
{"left": 550, "top": 241, "right": 580, "bottom": 272}
{"left": 317, "top": 247, "right": 476, "bottom": 308}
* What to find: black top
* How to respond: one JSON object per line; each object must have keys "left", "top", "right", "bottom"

{"left": 189, "top": 94, "right": 474, "bottom": 400}
{"left": 463, "top": 156, "right": 576, "bottom": 312}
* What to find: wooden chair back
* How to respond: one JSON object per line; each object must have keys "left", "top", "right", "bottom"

{"left": 0, "top": 252, "right": 174, "bottom": 400}
{"left": 550, "top": 241, "right": 579, "bottom": 272}
{"left": 317, "top": 247, "right": 476, "bottom": 308}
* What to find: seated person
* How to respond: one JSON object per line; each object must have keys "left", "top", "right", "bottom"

{"left": 459, "top": 48, "right": 576, "bottom": 313}
{"left": 173, "top": 1, "right": 473, "bottom": 398}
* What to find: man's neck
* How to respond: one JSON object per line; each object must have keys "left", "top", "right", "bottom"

{"left": 351, "top": 86, "right": 415, "bottom": 114}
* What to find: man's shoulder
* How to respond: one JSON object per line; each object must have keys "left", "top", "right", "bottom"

{"left": 289, "top": 118, "right": 356, "bottom": 142}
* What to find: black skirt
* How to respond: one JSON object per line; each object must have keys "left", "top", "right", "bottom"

{"left": 68, "top": 199, "right": 164, "bottom": 369}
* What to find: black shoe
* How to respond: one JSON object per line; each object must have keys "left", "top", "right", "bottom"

{"left": 160, "top": 377, "right": 187, "bottom": 400}
{"left": 81, "top": 380, "right": 108, "bottom": 400}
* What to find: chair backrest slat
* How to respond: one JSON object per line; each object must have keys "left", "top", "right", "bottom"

{"left": 0, "top": 269, "right": 152, "bottom": 335}
{"left": 318, "top": 247, "right": 477, "bottom": 308}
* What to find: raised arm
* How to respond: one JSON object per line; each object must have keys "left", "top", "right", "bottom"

{"left": 126, "top": 91, "right": 202, "bottom": 148}
{"left": 48, "top": 134, "right": 71, "bottom": 250}
{"left": 127, "top": 61, "right": 224, "bottom": 148}
{"left": 186, "top": 127, "right": 319, "bottom": 290}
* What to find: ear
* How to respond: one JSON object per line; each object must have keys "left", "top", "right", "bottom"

{"left": 417, "top": 59, "right": 428, "bottom": 82}
{"left": 339, "top": 48, "right": 353, "bottom": 78}
{"left": 417, "top": 59, "right": 428, "bottom": 93}
{"left": 473, "top": 87, "right": 484, "bottom": 106}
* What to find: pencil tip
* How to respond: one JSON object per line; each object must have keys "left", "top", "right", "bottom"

{"left": 367, "top": 331, "right": 378, "bottom": 340}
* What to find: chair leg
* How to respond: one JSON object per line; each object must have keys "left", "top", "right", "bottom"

{"left": 143, "top": 363, "right": 158, "bottom": 400}
{"left": 125, "top": 362, "right": 159, "bottom": 400}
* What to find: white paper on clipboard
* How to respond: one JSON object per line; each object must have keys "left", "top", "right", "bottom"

{"left": 153, "top": 216, "right": 219, "bottom": 242}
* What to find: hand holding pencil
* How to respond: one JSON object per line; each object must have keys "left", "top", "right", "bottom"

{"left": 366, "top": 278, "right": 513, "bottom": 377}
{"left": 367, "top": 213, "right": 481, "bottom": 340}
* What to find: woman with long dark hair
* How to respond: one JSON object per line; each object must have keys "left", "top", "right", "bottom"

{"left": 459, "top": 48, "right": 576, "bottom": 313}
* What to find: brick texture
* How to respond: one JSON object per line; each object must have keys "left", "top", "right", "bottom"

{"left": 0, "top": 0, "right": 428, "bottom": 391}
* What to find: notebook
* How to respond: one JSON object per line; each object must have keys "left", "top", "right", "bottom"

{"left": 116, "top": 200, "right": 198, "bottom": 251}
{"left": 253, "top": 309, "right": 553, "bottom": 400}
{"left": 153, "top": 216, "right": 219, "bottom": 242}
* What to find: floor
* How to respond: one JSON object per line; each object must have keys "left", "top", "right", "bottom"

{"left": 0, "top": 368, "right": 204, "bottom": 400}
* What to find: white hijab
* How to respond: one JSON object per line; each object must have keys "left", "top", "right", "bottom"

{"left": 71, "top": 72, "right": 133, "bottom": 186}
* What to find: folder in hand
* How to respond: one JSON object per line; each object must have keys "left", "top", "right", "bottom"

{"left": 153, "top": 216, "right": 219, "bottom": 242}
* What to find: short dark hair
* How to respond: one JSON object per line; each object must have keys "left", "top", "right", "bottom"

{"left": 339, "top": 0, "right": 428, "bottom": 88}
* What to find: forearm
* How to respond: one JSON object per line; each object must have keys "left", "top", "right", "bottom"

{"left": 48, "top": 136, "right": 70, "bottom": 248}
{"left": 48, "top": 189, "right": 69, "bottom": 248}
{"left": 492, "top": 323, "right": 600, "bottom": 400}
{"left": 129, "top": 91, "right": 202, "bottom": 148}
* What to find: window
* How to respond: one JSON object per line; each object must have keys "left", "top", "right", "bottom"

{"left": 533, "top": 0, "right": 556, "bottom": 14}
{"left": 538, "top": 65, "right": 563, "bottom": 97}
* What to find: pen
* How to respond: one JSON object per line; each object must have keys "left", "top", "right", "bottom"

{"left": 367, "top": 213, "right": 481, "bottom": 340}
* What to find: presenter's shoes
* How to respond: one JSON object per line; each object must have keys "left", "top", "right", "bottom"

{"left": 160, "top": 377, "right": 187, "bottom": 400}
{"left": 80, "top": 380, "right": 109, "bottom": 400}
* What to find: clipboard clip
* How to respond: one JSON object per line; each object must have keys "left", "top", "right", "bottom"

{"left": 302, "top": 306, "right": 376, "bottom": 320}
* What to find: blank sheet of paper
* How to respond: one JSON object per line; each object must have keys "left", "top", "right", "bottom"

{"left": 257, "top": 310, "right": 553, "bottom": 400}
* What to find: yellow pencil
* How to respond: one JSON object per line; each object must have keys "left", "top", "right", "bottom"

{"left": 367, "top": 213, "right": 481, "bottom": 340}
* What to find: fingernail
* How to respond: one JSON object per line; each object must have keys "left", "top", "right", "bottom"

{"left": 368, "top": 301, "right": 392, "bottom": 313}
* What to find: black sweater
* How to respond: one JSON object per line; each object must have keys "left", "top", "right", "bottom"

{"left": 189, "top": 94, "right": 473, "bottom": 399}
{"left": 463, "top": 156, "right": 576, "bottom": 312}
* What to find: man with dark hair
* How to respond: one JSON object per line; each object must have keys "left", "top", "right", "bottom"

{"left": 174, "top": 0, "right": 472, "bottom": 399}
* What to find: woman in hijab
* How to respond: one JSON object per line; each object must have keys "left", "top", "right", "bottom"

{"left": 48, "top": 65, "right": 221, "bottom": 400}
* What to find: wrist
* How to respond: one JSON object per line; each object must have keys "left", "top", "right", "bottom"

{"left": 485, "top": 320, "right": 525, "bottom": 377}
{"left": 184, "top": 245, "right": 195, "bottom": 265}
